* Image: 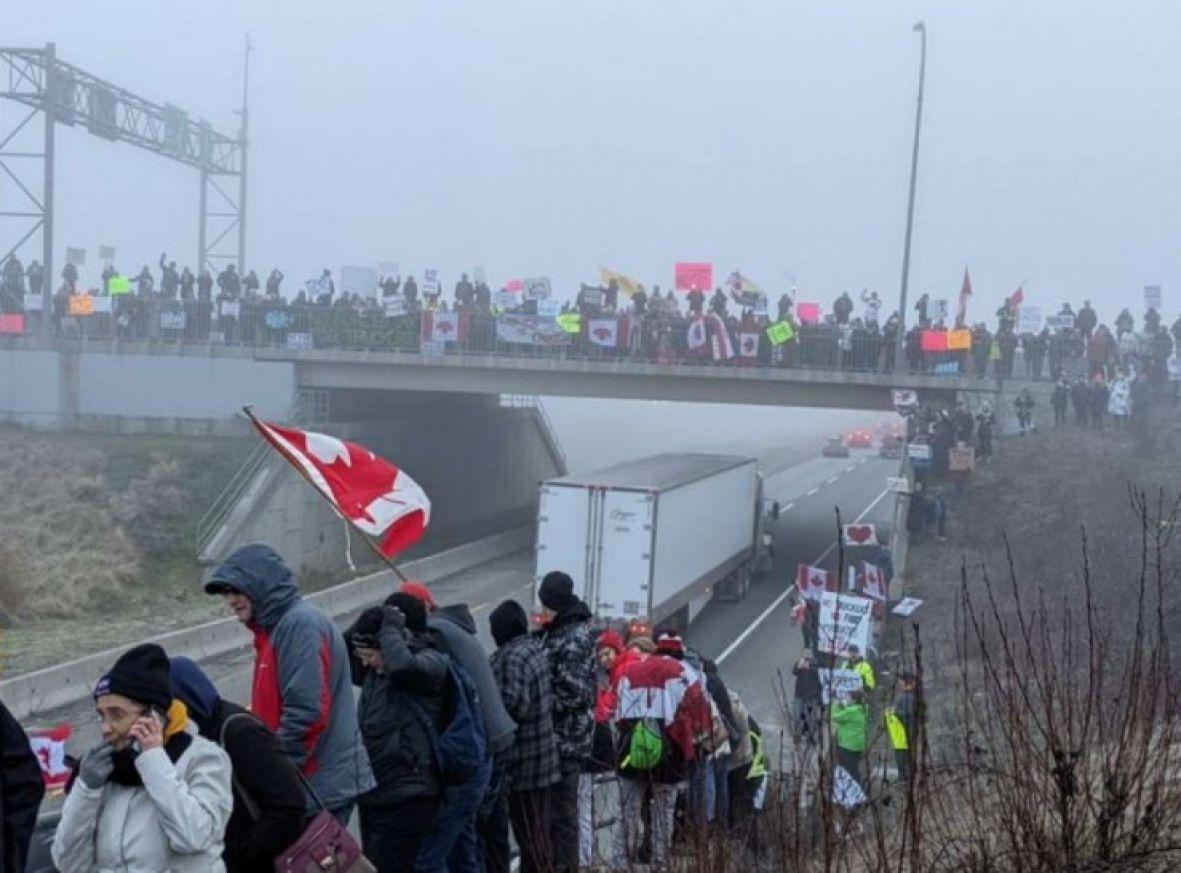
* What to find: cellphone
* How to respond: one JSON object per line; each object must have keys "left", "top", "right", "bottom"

{"left": 130, "top": 707, "right": 166, "bottom": 755}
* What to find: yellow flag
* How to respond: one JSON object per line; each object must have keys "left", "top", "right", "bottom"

{"left": 599, "top": 267, "right": 640, "bottom": 298}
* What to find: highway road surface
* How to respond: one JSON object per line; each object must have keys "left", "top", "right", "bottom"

{"left": 30, "top": 449, "right": 899, "bottom": 771}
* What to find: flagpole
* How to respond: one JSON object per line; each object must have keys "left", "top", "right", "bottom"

{"left": 242, "top": 407, "right": 410, "bottom": 583}
{"left": 895, "top": 21, "right": 928, "bottom": 374}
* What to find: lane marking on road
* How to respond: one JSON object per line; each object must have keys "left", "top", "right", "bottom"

{"left": 826, "top": 476, "right": 839, "bottom": 485}
{"left": 783, "top": 502, "right": 794, "bottom": 512}
{"left": 715, "top": 485, "right": 893, "bottom": 665}
{"left": 845, "top": 465, "right": 856, "bottom": 473}
{"left": 806, "top": 487, "right": 819, "bottom": 496}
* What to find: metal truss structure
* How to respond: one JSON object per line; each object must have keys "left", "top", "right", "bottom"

{"left": 0, "top": 42, "right": 247, "bottom": 314}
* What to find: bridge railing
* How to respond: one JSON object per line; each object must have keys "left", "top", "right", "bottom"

{"left": 8, "top": 298, "right": 1090, "bottom": 379}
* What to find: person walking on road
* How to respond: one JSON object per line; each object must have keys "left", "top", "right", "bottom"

{"left": 52, "top": 644, "right": 233, "bottom": 873}
{"left": 346, "top": 595, "right": 451, "bottom": 873}
{"left": 536, "top": 572, "right": 597, "bottom": 873}
{"left": 204, "top": 544, "right": 374, "bottom": 824}
{"left": 488, "top": 600, "right": 562, "bottom": 873}
{"left": 169, "top": 657, "right": 306, "bottom": 873}
{"left": 1, "top": 698, "right": 45, "bottom": 873}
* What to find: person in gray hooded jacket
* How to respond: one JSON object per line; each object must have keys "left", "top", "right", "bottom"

{"left": 205, "top": 543, "right": 374, "bottom": 823}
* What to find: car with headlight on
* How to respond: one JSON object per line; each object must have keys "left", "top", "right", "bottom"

{"left": 823, "top": 437, "right": 851, "bottom": 458}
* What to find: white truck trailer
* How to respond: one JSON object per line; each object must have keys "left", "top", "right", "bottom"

{"left": 534, "top": 453, "right": 778, "bottom": 634}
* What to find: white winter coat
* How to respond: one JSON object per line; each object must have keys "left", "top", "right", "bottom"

{"left": 52, "top": 734, "right": 233, "bottom": 873}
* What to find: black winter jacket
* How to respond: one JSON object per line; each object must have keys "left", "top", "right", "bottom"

{"left": 208, "top": 702, "right": 306, "bottom": 873}
{"left": 353, "top": 623, "right": 448, "bottom": 808}
{"left": 1, "top": 699, "right": 44, "bottom": 873}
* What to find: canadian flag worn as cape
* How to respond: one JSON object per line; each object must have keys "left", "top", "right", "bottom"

{"left": 252, "top": 419, "right": 431, "bottom": 557}
{"left": 614, "top": 655, "right": 712, "bottom": 762}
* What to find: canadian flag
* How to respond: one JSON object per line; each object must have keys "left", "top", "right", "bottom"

{"left": 687, "top": 318, "right": 707, "bottom": 351}
{"left": 705, "top": 313, "right": 734, "bottom": 361}
{"left": 588, "top": 317, "right": 622, "bottom": 348}
{"left": 421, "top": 312, "right": 469, "bottom": 344}
{"left": 251, "top": 419, "right": 431, "bottom": 557}
{"left": 796, "top": 564, "right": 830, "bottom": 601}
{"left": 862, "top": 561, "right": 888, "bottom": 602}
{"left": 29, "top": 723, "right": 72, "bottom": 791}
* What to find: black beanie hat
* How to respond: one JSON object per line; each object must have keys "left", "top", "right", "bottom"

{"left": 95, "top": 643, "right": 173, "bottom": 714}
{"left": 386, "top": 592, "right": 428, "bottom": 632}
{"left": 539, "top": 571, "right": 577, "bottom": 612}
{"left": 489, "top": 600, "right": 529, "bottom": 647}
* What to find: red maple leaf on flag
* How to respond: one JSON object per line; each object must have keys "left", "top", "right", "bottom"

{"left": 251, "top": 419, "right": 431, "bottom": 557}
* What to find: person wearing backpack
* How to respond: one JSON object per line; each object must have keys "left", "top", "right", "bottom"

{"left": 397, "top": 582, "right": 513, "bottom": 873}
{"left": 346, "top": 594, "right": 450, "bottom": 873}
{"left": 488, "top": 600, "right": 561, "bottom": 873}
{"left": 612, "top": 647, "right": 712, "bottom": 866}
{"left": 536, "top": 572, "right": 597, "bottom": 873}
{"left": 168, "top": 657, "right": 306, "bottom": 873}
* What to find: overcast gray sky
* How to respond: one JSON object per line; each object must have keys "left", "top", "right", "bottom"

{"left": 5, "top": 1, "right": 1179, "bottom": 324}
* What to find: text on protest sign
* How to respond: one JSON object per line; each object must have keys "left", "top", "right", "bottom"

{"left": 1145, "top": 284, "right": 1163, "bottom": 311}
{"left": 674, "top": 262, "right": 713, "bottom": 291}
{"left": 1017, "top": 305, "right": 1044, "bottom": 334}
{"left": 817, "top": 668, "right": 864, "bottom": 705}
{"left": 523, "top": 276, "right": 552, "bottom": 301}
{"left": 817, "top": 591, "right": 874, "bottom": 655}
{"left": 1046, "top": 314, "right": 1075, "bottom": 330}
{"left": 891, "top": 389, "right": 917, "bottom": 407}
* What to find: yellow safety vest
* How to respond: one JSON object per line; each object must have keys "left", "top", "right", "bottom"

{"left": 884, "top": 708, "right": 908, "bottom": 751}
{"left": 850, "top": 659, "right": 876, "bottom": 691}
{"left": 747, "top": 730, "right": 767, "bottom": 780}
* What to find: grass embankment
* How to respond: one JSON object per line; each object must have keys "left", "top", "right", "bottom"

{"left": 0, "top": 427, "right": 251, "bottom": 675}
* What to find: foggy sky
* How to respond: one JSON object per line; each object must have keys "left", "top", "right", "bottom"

{"left": 5, "top": 1, "right": 1180, "bottom": 324}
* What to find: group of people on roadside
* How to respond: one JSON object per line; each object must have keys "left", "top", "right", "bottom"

{"left": 3, "top": 544, "right": 768, "bottom": 873}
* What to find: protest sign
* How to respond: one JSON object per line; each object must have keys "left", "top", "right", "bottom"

{"left": 892, "top": 597, "right": 924, "bottom": 617}
{"left": 887, "top": 476, "right": 909, "bottom": 493}
{"left": 91, "top": 296, "right": 112, "bottom": 314}
{"left": 833, "top": 765, "right": 868, "bottom": 809}
{"left": 1145, "top": 284, "right": 1163, "bottom": 311}
{"left": 817, "top": 592, "right": 873, "bottom": 656}
{"left": 523, "top": 276, "right": 552, "bottom": 300}
{"left": 23, "top": 293, "right": 43, "bottom": 312}
{"left": 796, "top": 302, "right": 821, "bottom": 325}
{"left": 472, "top": 265, "right": 486, "bottom": 285}
{"left": 907, "top": 443, "right": 932, "bottom": 461}
{"left": 98, "top": 245, "right": 116, "bottom": 261}
{"left": 1017, "top": 305, "right": 1044, "bottom": 334}
{"left": 892, "top": 389, "right": 918, "bottom": 407}
{"left": 29, "top": 724, "right": 72, "bottom": 792}
{"left": 537, "top": 298, "right": 561, "bottom": 317}
{"left": 1046, "top": 314, "right": 1075, "bottom": 330}
{"left": 286, "top": 332, "right": 313, "bottom": 350}
{"left": 218, "top": 300, "right": 240, "bottom": 319}
{"left": 108, "top": 275, "right": 131, "bottom": 295}
{"left": 946, "top": 328, "right": 972, "bottom": 350}
{"left": 264, "top": 310, "right": 292, "bottom": 330}
{"left": 421, "top": 269, "right": 441, "bottom": 298}
{"left": 505, "top": 278, "right": 524, "bottom": 293}
{"left": 556, "top": 313, "right": 581, "bottom": 335}
{"left": 376, "top": 262, "right": 401, "bottom": 282}
{"left": 949, "top": 446, "right": 975, "bottom": 472}
{"left": 1169, "top": 355, "right": 1181, "bottom": 382}
{"left": 0, "top": 314, "right": 24, "bottom": 335}
{"left": 766, "top": 321, "right": 795, "bottom": 345}
{"left": 65, "top": 247, "right": 86, "bottom": 265}
{"left": 68, "top": 295, "right": 93, "bottom": 316}
{"left": 383, "top": 297, "right": 406, "bottom": 317}
{"left": 159, "top": 309, "right": 186, "bottom": 331}
{"left": 921, "top": 330, "right": 947, "bottom": 352}
{"left": 842, "top": 524, "right": 878, "bottom": 547}
{"left": 930, "top": 298, "right": 948, "bottom": 323}
{"left": 817, "top": 668, "right": 864, "bottom": 705}
{"left": 737, "top": 332, "right": 760, "bottom": 358}
{"left": 493, "top": 291, "right": 517, "bottom": 311}
{"left": 674, "top": 262, "right": 712, "bottom": 291}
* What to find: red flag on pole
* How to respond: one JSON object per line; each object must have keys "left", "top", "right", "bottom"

{"left": 250, "top": 418, "right": 431, "bottom": 558}
{"left": 1008, "top": 286, "right": 1025, "bottom": 308}
{"left": 955, "top": 267, "right": 972, "bottom": 328}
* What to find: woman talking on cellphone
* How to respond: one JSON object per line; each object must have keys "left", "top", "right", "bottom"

{"left": 52, "top": 643, "right": 234, "bottom": 873}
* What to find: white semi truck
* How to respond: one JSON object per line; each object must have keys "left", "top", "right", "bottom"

{"left": 533, "top": 453, "right": 779, "bottom": 634}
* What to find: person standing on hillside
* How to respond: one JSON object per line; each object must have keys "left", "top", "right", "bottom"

{"left": 169, "top": 657, "right": 306, "bottom": 873}
{"left": 488, "top": 600, "right": 561, "bottom": 873}
{"left": 1, "top": 698, "right": 45, "bottom": 873}
{"left": 536, "top": 572, "right": 596, "bottom": 873}
{"left": 1051, "top": 378, "right": 1069, "bottom": 426}
{"left": 831, "top": 690, "right": 868, "bottom": 789}
{"left": 1071, "top": 378, "right": 1090, "bottom": 425}
{"left": 204, "top": 544, "right": 374, "bottom": 823}
{"left": 396, "top": 582, "right": 508, "bottom": 873}
{"left": 886, "top": 671, "right": 919, "bottom": 782}
{"left": 791, "top": 650, "right": 822, "bottom": 745}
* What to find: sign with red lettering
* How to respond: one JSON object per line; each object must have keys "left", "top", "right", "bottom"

{"left": 675, "top": 262, "right": 713, "bottom": 291}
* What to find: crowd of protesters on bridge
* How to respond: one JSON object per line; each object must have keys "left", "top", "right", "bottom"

{"left": 4, "top": 252, "right": 1180, "bottom": 386}
{"left": 1, "top": 544, "right": 775, "bottom": 873}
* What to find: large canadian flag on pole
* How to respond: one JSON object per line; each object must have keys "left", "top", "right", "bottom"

{"left": 249, "top": 415, "right": 431, "bottom": 558}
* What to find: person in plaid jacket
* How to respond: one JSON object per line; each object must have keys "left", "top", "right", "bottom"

{"left": 536, "top": 572, "right": 597, "bottom": 873}
{"left": 488, "top": 600, "right": 561, "bottom": 873}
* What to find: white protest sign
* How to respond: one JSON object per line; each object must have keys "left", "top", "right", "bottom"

{"left": 907, "top": 443, "right": 932, "bottom": 461}
{"left": 65, "top": 247, "right": 86, "bottom": 265}
{"left": 892, "top": 597, "right": 924, "bottom": 617}
{"left": 1168, "top": 355, "right": 1181, "bottom": 383}
{"left": 817, "top": 592, "right": 873, "bottom": 655}
{"left": 832, "top": 765, "right": 868, "bottom": 809}
{"left": 930, "top": 298, "right": 948, "bottom": 323}
{"left": 23, "top": 293, "right": 43, "bottom": 312}
{"left": 383, "top": 297, "right": 406, "bottom": 317}
{"left": 887, "top": 476, "right": 909, "bottom": 493}
{"left": 523, "top": 276, "right": 552, "bottom": 300}
{"left": 218, "top": 300, "right": 240, "bottom": 319}
{"left": 843, "top": 524, "right": 878, "bottom": 547}
{"left": 537, "top": 299, "right": 561, "bottom": 317}
{"left": 493, "top": 291, "right": 518, "bottom": 311}
{"left": 91, "top": 296, "right": 113, "bottom": 314}
{"left": 1017, "top": 305, "right": 1044, "bottom": 334}
{"left": 817, "top": 668, "right": 864, "bottom": 705}
{"left": 286, "top": 332, "right": 313, "bottom": 350}
{"left": 421, "top": 269, "right": 441, "bottom": 297}
{"left": 98, "top": 245, "right": 116, "bottom": 261}
{"left": 376, "top": 261, "right": 401, "bottom": 281}
{"left": 340, "top": 265, "right": 378, "bottom": 299}
{"left": 1145, "top": 284, "right": 1163, "bottom": 311}
{"left": 892, "top": 389, "right": 918, "bottom": 407}
{"left": 1046, "top": 314, "right": 1075, "bottom": 330}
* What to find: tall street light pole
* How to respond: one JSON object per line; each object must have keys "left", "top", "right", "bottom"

{"left": 895, "top": 21, "right": 927, "bottom": 374}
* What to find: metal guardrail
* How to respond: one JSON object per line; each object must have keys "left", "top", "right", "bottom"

{"left": 2, "top": 299, "right": 1095, "bottom": 380}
